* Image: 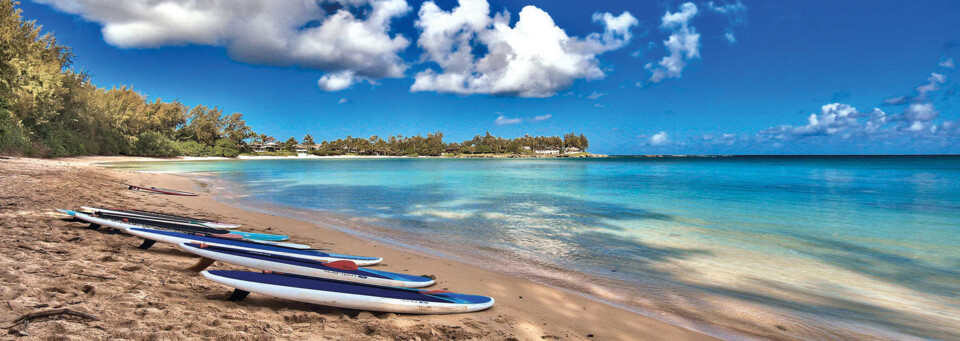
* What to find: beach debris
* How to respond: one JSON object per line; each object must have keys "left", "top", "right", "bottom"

{"left": 6, "top": 308, "right": 100, "bottom": 336}
{"left": 81, "top": 285, "right": 95, "bottom": 294}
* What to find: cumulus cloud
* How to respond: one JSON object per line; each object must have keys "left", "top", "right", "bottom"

{"left": 646, "top": 3, "right": 700, "bottom": 83}
{"left": 35, "top": 0, "right": 412, "bottom": 91}
{"left": 337, "top": 98, "right": 348, "bottom": 104}
{"left": 411, "top": 0, "right": 638, "bottom": 97}
{"left": 940, "top": 57, "right": 956, "bottom": 69}
{"left": 757, "top": 100, "right": 943, "bottom": 146}
{"left": 494, "top": 114, "right": 522, "bottom": 125}
{"left": 760, "top": 103, "right": 868, "bottom": 139}
{"left": 319, "top": 71, "right": 359, "bottom": 92}
{"left": 532, "top": 114, "right": 553, "bottom": 122}
{"left": 649, "top": 131, "right": 670, "bottom": 145}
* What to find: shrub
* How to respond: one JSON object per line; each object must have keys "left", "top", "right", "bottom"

{"left": 174, "top": 140, "right": 212, "bottom": 156}
{"left": 133, "top": 131, "right": 179, "bottom": 157}
{"left": 213, "top": 138, "right": 240, "bottom": 157}
{"left": 0, "top": 111, "right": 31, "bottom": 156}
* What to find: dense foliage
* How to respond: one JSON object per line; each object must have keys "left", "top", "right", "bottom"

{"left": 298, "top": 131, "right": 588, "bottom": 156}
{"left": 0, "top": 1, "right": 254, "bottom": 157}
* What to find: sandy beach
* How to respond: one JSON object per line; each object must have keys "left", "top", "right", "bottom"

{"left": 0, "top": 156, "right": 715, "bottom": 340}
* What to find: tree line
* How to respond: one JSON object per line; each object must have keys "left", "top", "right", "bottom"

{"left": 0, "top": 1, "right": 254, "bottom": 157}
{"left": 259, "top": 131, "right": 589, "bottom": 157}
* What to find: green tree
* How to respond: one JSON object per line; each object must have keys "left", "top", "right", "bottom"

{"left": 219, "top": 112, "right": 253, "bottom": 147}
{"left": 283, "top": 137, "right": 298, "bottom": 152}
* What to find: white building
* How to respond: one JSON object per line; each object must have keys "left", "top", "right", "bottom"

{"left": 252, "top": 142, "right": 279, "bottom": 153}
{"left": 535, "top": 149, "right": 560, "bottom": 155}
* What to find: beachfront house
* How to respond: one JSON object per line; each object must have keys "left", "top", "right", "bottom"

{"left": 535, "top": 149, "right": 560, "bottom": 155}
{"left": 565, "top": 147, "right": 582, "bottom": 153}
{"left": 442, "top": 146, "right": 460, "bottom": 156}
{"left": 295, "top": 144, "right": 310, "bottom": 157}
{"left": 252, "top": 142, "right": 279, "bottom": 153}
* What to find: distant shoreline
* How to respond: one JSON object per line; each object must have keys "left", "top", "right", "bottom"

{"left": 56, "top": 153, "right": 960, "bottom": 164}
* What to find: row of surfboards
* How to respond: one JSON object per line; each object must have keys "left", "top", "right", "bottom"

{"left": 57, "top": 207, "right": 495, "bottom": 314}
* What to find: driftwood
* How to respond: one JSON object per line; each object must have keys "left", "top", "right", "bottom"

{"left": 7, "top": 308, "right": 99, "bottom": 336}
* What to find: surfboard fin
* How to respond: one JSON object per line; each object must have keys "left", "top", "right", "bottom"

{"left": 187, "top": 257, "right": 215, "bottom": 272}
{"left": 86, "top": 223, "right": 101, "bottom": 230}
{"left": 227, "top": 289, "right": 250, "bottom": 302}
{"left": 137, "top": 239, "right": 156, "bottom": 250}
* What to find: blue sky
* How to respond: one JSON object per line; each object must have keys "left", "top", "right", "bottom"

{"left": 22, "top": 0, "right": 960, "bottom": 154}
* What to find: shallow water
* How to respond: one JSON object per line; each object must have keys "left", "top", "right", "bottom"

{"left": 109, "top": 156, "right": 960, "bottom": 340}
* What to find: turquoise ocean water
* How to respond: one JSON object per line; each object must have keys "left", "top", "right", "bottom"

{"left": 110, "top": 156, "right": 960, "bottom": 340}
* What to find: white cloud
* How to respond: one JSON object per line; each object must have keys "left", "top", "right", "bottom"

{"left": 532, "top": 114, "right": 552, "bottom": 122}
{"left": 585, "top": 92, "right": 605, "bottom": 100}
{"left": 649, "top": 131, "right": 670, "bottom": 145}
{"left": 705, "top": 1, "right": 747, "bottom": 23}
{"left": 916, "top": 72, "right": 946, "bottom": 97}
{"left": 724, "top": 31, "right": 737, "bottom": 44}
{"left": 883, "top": 95, "right": 909, "bottom": 106}
{"left": 337, "top": 98, "right": 348, "bottom": 104}
{"left": 319, "top": 71, "right": 359, "bottom": 92}
{"left": 699, "top": 133, "right": 739, "bottom": 145}
{"left": 940, "top": 57, "right": 956, "bottom": 69}
{"left": 757, "top": 101, "right": 942, "bottom": 143}
{"left": 494, "top": 114, "right": 522, "bottom": 125}
{"left": 35, "top": 0, "right": 412, "bottom": 91}
{"left": 901, "top": 103, "right": 938, "bottom": 131}
{"left": 647, "top": 3, "right": 700, "bottom": 83}
{"left": 762, "top": 103, "right": 862, "bottom": 138}
{"left": 700, "top": 67, "right": 959, "bottom": 153}
{"left": 411, "top": 0, "right": 638, "bottom": 97}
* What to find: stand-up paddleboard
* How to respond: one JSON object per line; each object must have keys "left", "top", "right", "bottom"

{"left": 89, "top": 211, "right": 292, "bottom": 243}
{"left": 67, "top": 210, "right": 322, "bottom": 254}
{"left": 68, "top": 209, "right": 292, "bottom": 244}
{"left": 202, "top": 270, "right": 493, "bottom": 314}
{"left": 179, "top": 243, "right": 433, "bottom": 288}
{"left": 127, "top": 184, "right": 199, "bottom": 196}
{"left": 80, "top": 206, "right": 243, "bottom": 230}
{"left": 124, "top": 227, "right": 381, "bottom": 266}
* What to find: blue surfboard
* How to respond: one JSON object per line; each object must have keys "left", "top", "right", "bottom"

{"left": 62, "top": 209, "right": 291, "bottom": 242}
{"left": 202, "top": 270, "right": 494, "bottom": 314}
{"left": 181, "top": 243, "right": 434, "bottom": 287}
{"left": 126, "top": 227, "right": 382, "bottom": 266}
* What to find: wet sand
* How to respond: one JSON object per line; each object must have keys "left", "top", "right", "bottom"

{"left": 0, "top": 156, "right": 716, "bottom": 340}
